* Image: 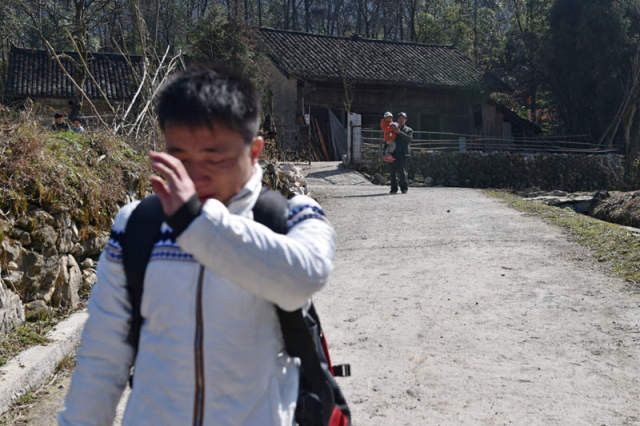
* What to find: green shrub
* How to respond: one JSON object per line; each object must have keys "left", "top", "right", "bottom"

{"left": 361, "top": 151, "right": 631, "bottom": 190}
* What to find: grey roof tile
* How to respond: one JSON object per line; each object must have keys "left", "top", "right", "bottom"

{"left": 5, "top": 46, "right": 142, "bottom": 100}
{"left": 258, "top": 28, "right": 481, "bottom": 88}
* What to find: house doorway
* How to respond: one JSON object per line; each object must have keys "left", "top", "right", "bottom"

{"left": 308, "top": 106, "right": 348, "bottom": 160}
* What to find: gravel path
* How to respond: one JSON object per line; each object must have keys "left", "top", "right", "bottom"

{"left": 305, "top": 162, "right": 640, "bottom": 426}
{"left": 6, "top": 162, "right": 640, "bottom": 425}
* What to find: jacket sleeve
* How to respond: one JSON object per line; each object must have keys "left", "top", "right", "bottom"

{"left": 176, "top": 195, "right": 335, "bottom": 312}
{"left": 58, "top": 205, "right": 137, "bottom": 426}
{"left": 396, "top": 126, "right": 413, "bottom": 139}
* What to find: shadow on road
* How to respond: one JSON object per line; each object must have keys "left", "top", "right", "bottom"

{"left": 341, "top": 193, "right": 390, "bottom": 198}
{"left": 305, "top": 168, "right": 346, "bottom": 180}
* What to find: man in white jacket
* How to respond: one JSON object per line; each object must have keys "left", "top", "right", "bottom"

{"left": 58, "top": 67, "right": 335, "bottom": 425}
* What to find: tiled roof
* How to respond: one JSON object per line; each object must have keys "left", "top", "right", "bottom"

{"left": 258, "top": 28, "right": 482, "bottom": 89}
{"left": 5, "top": 46, "right": 142, "bottom": 100}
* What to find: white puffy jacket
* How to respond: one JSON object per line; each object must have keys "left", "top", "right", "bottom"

{"left": 58, "top": 165, "right": 335, "bottom": 426}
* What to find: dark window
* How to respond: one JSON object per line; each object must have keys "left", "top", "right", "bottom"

{"left": 420, "top": 113, "right": 440, "bottom": 131}
{"left": 420, "top": 113, "right": 440, "bottom": 140}
{"left": 473, "top": 105, "right": 483, "bottom": 129}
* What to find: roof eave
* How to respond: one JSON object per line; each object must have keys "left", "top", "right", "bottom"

{"left": 263, "top": 53, "right": 292, "bottom": 79}
{"left": 288, "top": 74, "right": 480, "bottom": 91}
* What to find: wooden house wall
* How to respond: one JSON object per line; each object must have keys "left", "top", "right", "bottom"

{"left": 265, "top": 74, "right": 529, "bottom": 152}
{"left": 263, "top": 61, "right": 298, "bottom": 147}
{"left": 299, "top": 81, "right": 477, "bottom": 135}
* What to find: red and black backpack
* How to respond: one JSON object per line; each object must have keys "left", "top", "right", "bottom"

{"left": 122, "top": 187, "right": 351, "bottom": 426}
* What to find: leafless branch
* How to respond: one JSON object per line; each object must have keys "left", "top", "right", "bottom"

{"left": 599, "top": 45, "right": 640, "bottom": 147}
{"left": 111, "top": 33, "right": 142, "bottom": 84}
{"left": 116, "top": 61, "right": 148, "bottom": 131}
{"left": 65, "top": 28, "right": 117, "bottom": 115}
{"left": 128, "top": 50, "right": 182, "bottom": 137}
{"left": 150, "top": 45, "right": 171, "bottom": 88}
{"left": 41, "top": 38, "right": 109, "bottom": 128}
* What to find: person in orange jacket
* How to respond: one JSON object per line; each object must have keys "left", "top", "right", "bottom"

{"left": 380, "top": 111, "right": 397, "bottom": 162}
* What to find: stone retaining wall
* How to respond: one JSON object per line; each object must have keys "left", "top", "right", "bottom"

{"left": 0, "top": 209, "right": 108, "bottom": 331}
{"left": 590, "top": 191, "right": 640, "bottom": 228}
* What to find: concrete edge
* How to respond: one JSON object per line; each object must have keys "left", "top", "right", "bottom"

{"left": 0, "top": 310, "right": 88, "bottom": 416}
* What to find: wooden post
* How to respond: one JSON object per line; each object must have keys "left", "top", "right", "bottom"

{"left": 349, "top": 112, "right": 362, "bottom": 164}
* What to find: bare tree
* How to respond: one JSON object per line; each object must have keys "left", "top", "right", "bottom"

{"left": 9, "top": 0, "right": 121, "bottom": 116}
{"left": 283, "top": 0, "right": 289, "bottom": 29}
{"left": 396, "top": 0, "right": 404, "bottom": 40}
{"left": 304, "top": 0, "right": 313, "bottom": 31}
{"left": 122, "top": 0, "right": 184, "bottom": 144}
{"left": 407, "top": 0, "right": 418, "bottom": 41}
{"left": 600, "top": 45, "right": 640, "bottom": 154}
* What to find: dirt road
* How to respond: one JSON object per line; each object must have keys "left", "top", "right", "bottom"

{"left": 306, "top": 163, "right": 640, "bottom": 425}
{"left": 7, "top": 162, "right": 640, "bottom": 425}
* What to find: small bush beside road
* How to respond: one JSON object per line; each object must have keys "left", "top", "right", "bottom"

{"left": 360, "top": 152, "right": 636, "bottom": 192}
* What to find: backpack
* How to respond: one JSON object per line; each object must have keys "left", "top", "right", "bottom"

{"left": 121, "top": 188, "right": 351, "bottom": 426}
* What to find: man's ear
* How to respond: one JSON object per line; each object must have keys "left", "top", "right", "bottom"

{"left": 250, "top": 136, "right": 264, "bottom": 163}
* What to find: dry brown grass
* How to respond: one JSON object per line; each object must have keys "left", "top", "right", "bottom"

{"left": 0, "top": 106, "right": 151, "bottom": 230}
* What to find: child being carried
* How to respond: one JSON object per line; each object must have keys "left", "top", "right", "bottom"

{"left": 380, "top": 111, "right": 397, "bottom": 162}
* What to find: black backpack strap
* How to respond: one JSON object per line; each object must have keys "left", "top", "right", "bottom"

{"left": 252, "top": 187, "right": 289, "bottom": 234}
{"left": 122, "top": 195, "right": 165, "bottom": 362}
{"left": 253, "top": 188, "right": 351, "bottom": 426}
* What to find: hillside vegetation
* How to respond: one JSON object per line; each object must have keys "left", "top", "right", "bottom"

{"left": 0, "top": 107, "right": 151, "bottom": 363}
{"left": 0, "top": 107, "right": 150, "bottom": 229}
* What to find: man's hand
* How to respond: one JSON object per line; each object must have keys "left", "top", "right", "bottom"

{"left": 149, "top": 151, "right": 197, "bottom": 216}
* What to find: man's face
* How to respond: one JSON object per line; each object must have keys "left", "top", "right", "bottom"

{"left": 55, "top": 117, "right": 63, "bottom": 124}
{"left": 397, "top": 116, "right": 407, "bottom": 126}
{"left": 73, "top": 121, "right": 81, "bottom": 128}
{"left": 163, "top": 124, "right": 263, "bottom": 204}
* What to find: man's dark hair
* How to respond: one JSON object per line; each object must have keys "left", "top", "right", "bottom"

{"left": 157, "top": 66, "right": 260, "bottom": 143}
{"left": 54, "top": 113, "right": 63, "bottom": 118}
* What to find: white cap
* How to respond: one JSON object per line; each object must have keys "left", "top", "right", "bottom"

{"left": 398, "top": 112, "right": 407, "bottom": 118}
{"left": 383, "top": 111, "right": 393, "bottom": 118}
